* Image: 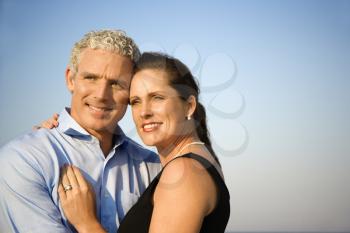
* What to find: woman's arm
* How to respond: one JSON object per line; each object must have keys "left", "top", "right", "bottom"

{"left": 149, "top": 158, "right": 218, "bottom": 233}
{"left": 58, "top": 165, "right": 106, "bottom": 233}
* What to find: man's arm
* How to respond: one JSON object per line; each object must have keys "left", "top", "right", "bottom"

{"left": 0, "top": 145, "right": 70, "bottom": 233}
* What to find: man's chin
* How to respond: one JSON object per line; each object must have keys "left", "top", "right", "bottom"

{"left": 85, "top": 123, "right": 117, "bottom": 135}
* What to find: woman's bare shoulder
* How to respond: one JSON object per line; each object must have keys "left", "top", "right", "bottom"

{"left": 155, "top": 156, "right": 218, "bottom": 214}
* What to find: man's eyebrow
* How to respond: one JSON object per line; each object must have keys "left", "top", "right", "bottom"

{"left": 80, "top": 72, "right": 99, "bottom": 77}
{"left": 80, "top": 72, "right": 128, "bottom": 82}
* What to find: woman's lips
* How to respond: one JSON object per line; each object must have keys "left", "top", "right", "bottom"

{"left": 142, "top": 122, "right": 162, "bottom": 132}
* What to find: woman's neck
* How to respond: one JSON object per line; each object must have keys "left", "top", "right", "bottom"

{"left": 156, "top": 135, "right": 203, "bottom": 166}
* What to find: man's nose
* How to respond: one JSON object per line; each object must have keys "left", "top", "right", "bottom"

{"left": 94, "top": 81, "right": 110, "bottom": 100}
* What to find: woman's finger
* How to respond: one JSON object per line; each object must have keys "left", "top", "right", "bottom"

{"left": 66, "top": 165, "right": 80, "bottom": 190}
{"left": 52, "top": 113, "right": 60, "bottom": 127}
{"left": 48, "top": 117, "right": 59, "bottom": 127}
{"left": 53, "top": 113, "right": 59, "bottom": 120}
{"left": 60, "top": 166, "right": 72, "bottom": 195}
{"left": 58, "top": 182, "right": 67, "bottom": 201}
{"left": 71, "top": 166, "right": 89, "bottom": 190}
{"left": 53, "top": 121, "right": 59, "bottom": 127}
{"left": 42, "top": 121, "right": 54, "bottom": 129}
{"left": 48, "top": 118, "right": 57, "bottom": 127}
{"left": 39, "top": 113, "right": 60, "bottom": 129}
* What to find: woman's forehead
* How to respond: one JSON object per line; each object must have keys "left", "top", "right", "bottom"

{"left": 132, "top": 69, "right": 170, "bottom": 86}
{"left": 130, "top": 69, "right": 179, "bottom": 96}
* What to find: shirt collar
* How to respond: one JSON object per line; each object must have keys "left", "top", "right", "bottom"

{"left": 57, "top": 107, "right": 126, "bottom": 146}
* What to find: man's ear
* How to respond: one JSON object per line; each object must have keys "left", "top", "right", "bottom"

{"left": 65, "top": 68, "right": 75, "bottom": 93}
{"left": 186, "top": 95, "right": 197, "bottom": 118}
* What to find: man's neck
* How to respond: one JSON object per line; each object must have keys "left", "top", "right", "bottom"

{"left": 101, "top": 138, "right": 113, "bottom": 157}
{"left": 91, "top": 131, "right": 114, "bottom": 157}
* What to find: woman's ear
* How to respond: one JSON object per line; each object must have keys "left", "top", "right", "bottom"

{"left": 65, "top": 68, "right": 75, "bottom": 93}
{"left": 186, "top": 95, "right": 197, "bottom": 119}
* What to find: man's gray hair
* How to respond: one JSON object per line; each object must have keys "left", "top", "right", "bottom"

{"left": 69, "top": 29, "right": 141, "bottom": 73}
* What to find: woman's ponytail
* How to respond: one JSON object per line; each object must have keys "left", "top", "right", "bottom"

{"left": 194, "top": 102, "right": 220, "bottom": 166}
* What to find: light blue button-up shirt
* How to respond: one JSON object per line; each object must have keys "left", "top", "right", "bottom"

{"left": 0, "top": 108, "right": 161, "bottom": 233}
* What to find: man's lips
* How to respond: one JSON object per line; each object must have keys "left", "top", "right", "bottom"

{"left": 87, "top": 104, "right": 113, "bottom": 112}
{"left": 142, "top": 122, "right": 162, "bottom": 132}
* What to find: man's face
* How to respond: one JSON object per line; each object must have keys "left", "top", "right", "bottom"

{"left": 66, "top": 49, "right": 133, "bottom": 137}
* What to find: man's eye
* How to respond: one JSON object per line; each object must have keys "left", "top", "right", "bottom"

{"left": 84, "top": 76, "right": 96, "bottom": 80}
{"left": 111, "top": 81, "right": 124, "bottom": 89}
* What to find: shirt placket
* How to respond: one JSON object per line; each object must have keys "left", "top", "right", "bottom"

{"left": 99, "top": 141, "right": 123, "bottom": 233}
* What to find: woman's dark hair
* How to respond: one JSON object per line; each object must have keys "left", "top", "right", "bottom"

{"left": 135, "top": 52, "right": 220, "bottom": 166}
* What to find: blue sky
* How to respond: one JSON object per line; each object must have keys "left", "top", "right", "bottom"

{"left": 1, "top": 0, "right": 350, "bottom": 231}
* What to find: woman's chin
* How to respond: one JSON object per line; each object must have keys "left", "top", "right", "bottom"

{"left": 143, "top": 141, "right": 156, "bottom": 147}
{"left": 139, "top": 137, "right": 158, "bottom": 147}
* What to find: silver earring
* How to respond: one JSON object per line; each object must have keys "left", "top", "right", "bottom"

{"left": 187, "top": 115, "right": 191, "bottom": 120}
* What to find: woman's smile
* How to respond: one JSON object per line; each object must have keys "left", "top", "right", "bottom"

{"left": 142, "top": 122, "right": 163, "bottom": 132}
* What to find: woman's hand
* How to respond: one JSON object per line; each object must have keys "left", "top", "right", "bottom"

{"left": 33, "top": 113, "right": 59, "bottom": 130}
{"left": 58, "top": 165, "right": 106, "bottom": 233}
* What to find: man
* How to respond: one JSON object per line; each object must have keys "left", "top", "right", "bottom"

{"left": 0, "top": 30, "right": 161, "bottom": 233}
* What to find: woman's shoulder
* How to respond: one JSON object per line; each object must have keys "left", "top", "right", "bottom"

{"left": 162, "top": 152, "right": 223, "bottom": 180}
{"left": 155, "top": 153, "right": 219, "bottom": 214}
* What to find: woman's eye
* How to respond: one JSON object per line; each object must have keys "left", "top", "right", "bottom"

{"left": 153, "top": 95, "right": 164, "bottom": 100}
{"left": 130, "top": 99, "right": 140, "bottom": 106}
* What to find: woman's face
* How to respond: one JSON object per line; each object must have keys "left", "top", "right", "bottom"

{"left": 129, "top": 69, "right": 190, "bottom": 149}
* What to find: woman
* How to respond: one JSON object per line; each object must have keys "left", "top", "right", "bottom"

{"left": 43, "top": 52, "right": 230, "bottom": 233}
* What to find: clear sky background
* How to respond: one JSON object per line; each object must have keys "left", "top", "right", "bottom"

{"left": 1, "top": 0, "right": 350, "bottom": 232}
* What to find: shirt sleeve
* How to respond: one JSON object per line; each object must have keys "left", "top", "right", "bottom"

{"left": 0, "top": 145, "right": 71, "bottom": 233}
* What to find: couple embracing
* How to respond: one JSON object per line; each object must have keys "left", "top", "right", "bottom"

{"left": 0, "top": 29, "right": 230, "bottom": 233}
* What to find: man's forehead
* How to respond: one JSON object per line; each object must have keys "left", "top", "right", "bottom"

{"left": 77, "top": 49, "right": 132, "bottom": 68}
{"left": 79, "top": 48, "right": 131, "bottom": 60}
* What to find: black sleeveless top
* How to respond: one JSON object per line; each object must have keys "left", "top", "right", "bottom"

{"left": 118, "top": 153, "right": 230, "bottom": 233}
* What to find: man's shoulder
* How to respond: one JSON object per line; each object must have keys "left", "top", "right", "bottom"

{"left": 0, "top": 128, "right": 62, "bottom": 164}
{"left": 122, "top": 137, "right": 159, "bottom": 163}
{"left": 1, "top": 128, "right": 59, "bottom": 149}
{"left": 0, "top": 129, "right": 62, "bottom": 182}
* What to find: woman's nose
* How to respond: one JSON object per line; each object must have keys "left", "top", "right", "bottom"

{"left": 140, "top": 102, "right": 153, "bottom": 118}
